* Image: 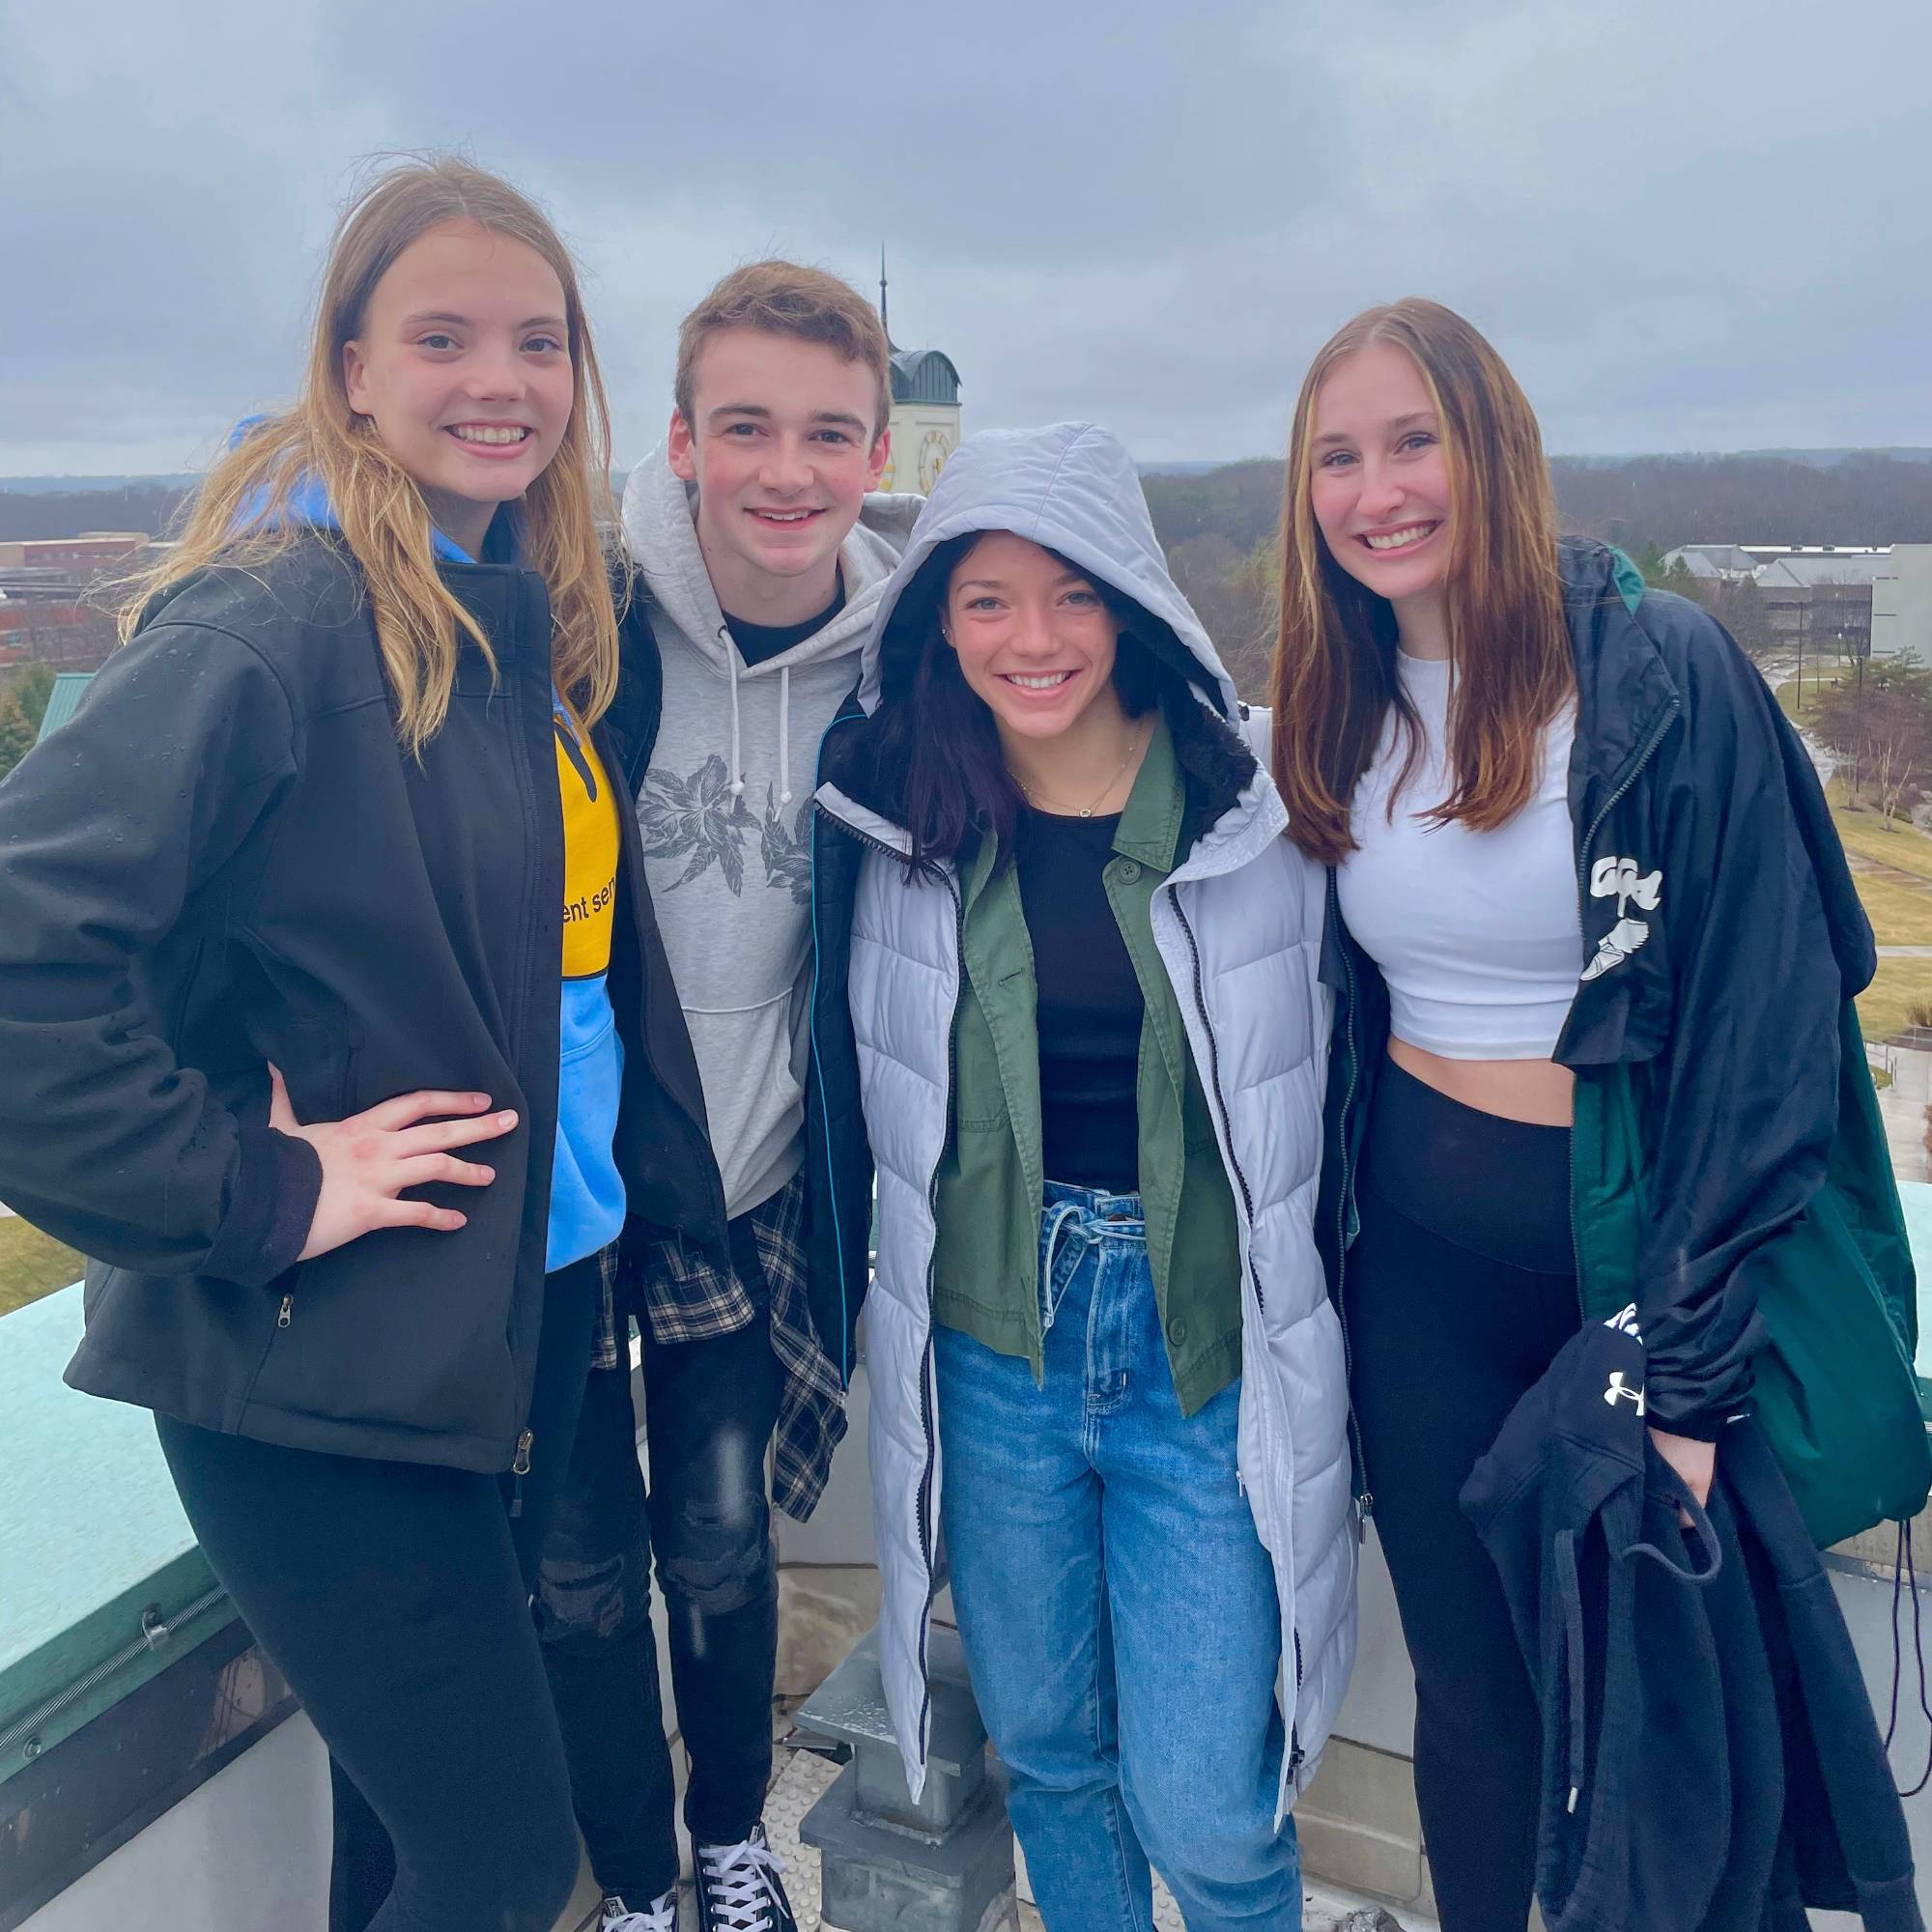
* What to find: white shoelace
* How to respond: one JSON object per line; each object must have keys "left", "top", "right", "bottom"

{"left": 602, "top": 1889, "right": 676, "bottom": 1932}
{"left": 697, "top": 1831, "right": 788, "bottom": 1932}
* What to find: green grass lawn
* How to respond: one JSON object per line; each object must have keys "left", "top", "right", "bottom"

{"left": 1850, "top": 871, "right": 1932, "bottom": 946}
{"left": 1830, "top": 790, "right": 1932, "bottom": 885}
{"left": 0, "top": 1214, "right": 85, "bottom": 1318}
{"left": 1857, "top": 958, "right": 1932, "bottom": 1044}
{"left": 1776, "top": 658, "right": 1851, "bottom": 722}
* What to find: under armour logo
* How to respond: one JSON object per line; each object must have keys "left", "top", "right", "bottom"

{"left": 1605, "top": 1371, "right": 1647, "bottom": 1415}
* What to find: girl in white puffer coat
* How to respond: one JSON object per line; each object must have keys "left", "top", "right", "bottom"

{"left": 812, "top": 423, "right": 1356, "bottom": 1932}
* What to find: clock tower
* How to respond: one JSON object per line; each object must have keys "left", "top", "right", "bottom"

{"left": 876, "top": 251, "right": 962, "bottom": 496}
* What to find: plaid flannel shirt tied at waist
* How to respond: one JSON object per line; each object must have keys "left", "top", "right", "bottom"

{"left": 592, "top": 1172, "right": 847, "bottom": 1521}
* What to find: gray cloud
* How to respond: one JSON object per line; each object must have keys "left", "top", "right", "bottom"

{"left": 5, "top": 0, "right": 1929, "bottom": 473}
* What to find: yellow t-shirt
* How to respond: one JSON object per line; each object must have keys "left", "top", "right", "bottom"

{"left": 557, "top": 709, "right": 619, "bottom": 980}
{"left": 550, "top": 702, "right": 626, "bottom": 1270}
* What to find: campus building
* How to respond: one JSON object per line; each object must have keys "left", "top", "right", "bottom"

{"left": 1874, "top": 546, "right": 1932, "bottom": 663}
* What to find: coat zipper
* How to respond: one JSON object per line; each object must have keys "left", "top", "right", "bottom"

{"left": 1172, "top": 880, "right": 1307, "bottom": 1777}
{"left": 1325, "top": 870, "right": 1373, "bottom": 1528}
{"left": 277, "top": 1293, "right": 293, "bottom": 1328}
{"left": 805, "top": 700, "right": 871, "bottom": 1386}
{"left": 822, "top": 799, "right": 955, "bottom": 1769}
{"left": 1169, "top": 888, "right": 1264, "bottom": 1313}
{"left": 509, "top": 1428, "right": 533, "bottom": 1518}
{"left": 912, "top": 866, "right": 967, "bottom": 1763}
{"left": 1566, "top": 698, "right": 1680, "bottom": 1299}
{"left": 1289, "top": 1628, "right": 1306, "bottom": 1775}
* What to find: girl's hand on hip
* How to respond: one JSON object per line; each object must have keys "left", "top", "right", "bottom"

{"left": 268, "top": 1065, "right": 518, "bottom": 1263}
{"left": 1647, "top": 1425, "right": 1716, "bottom": 1517}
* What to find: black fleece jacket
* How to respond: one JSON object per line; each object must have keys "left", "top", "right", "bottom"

{"left": 0, "top": 537, "right": 721, "bottom": 1470}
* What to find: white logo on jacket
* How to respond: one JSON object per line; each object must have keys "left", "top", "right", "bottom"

{"left": 1605, "top": 1370, "right": 1647, "bottom": 1414}
{"left": 1580, "top": 856, "right": 1663, "bottom": 982}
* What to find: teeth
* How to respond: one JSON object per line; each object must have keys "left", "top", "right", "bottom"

{"left": 451, "top": 425, "right": 528, "bottom": 444}
{"left": 1008, "top": 672, "right": 1072, "bottom": 690}
{"left": 1365, "top": 524, "right": 1435, "bottom": 551}
{"left": 757, "top": 510, "right": 810, "bottom": 523}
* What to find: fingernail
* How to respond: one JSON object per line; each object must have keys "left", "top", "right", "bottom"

{"left": 498, "top": 1111, "right": 518, "bottom": 1127}
{"left": 478, "top": 1168, "right": 495, "bottom": 1182}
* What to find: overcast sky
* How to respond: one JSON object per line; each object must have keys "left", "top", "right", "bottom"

{"left": 6, "top": 0, "right": 1928, "bottom": 475}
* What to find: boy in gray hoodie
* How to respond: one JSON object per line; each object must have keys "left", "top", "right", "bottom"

{"left": 537, "top": 264, "right": 922, "bottom": 1932}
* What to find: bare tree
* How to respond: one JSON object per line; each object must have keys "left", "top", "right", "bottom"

{"left": 1811, "top": 655, "right": 1932, "bottom": 827}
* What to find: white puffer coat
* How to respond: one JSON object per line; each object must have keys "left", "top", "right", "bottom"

{"left": 815, "top": 423, "right": 1356, "bottom": 1821}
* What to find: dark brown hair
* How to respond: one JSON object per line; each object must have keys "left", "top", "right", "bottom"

{"left": 1269, "top": 298, "right": 1573, "bottom": 865}
{"left": 674, "top": 260, "right": 892, "bottom": 439}
{"left": 875, "top": 536, "right": 1174, "bottom": 876}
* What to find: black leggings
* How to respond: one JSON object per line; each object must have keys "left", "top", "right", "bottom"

{"left": 1347, "top": 1058, "right": 1579, "bottom": 1932}
{"left": 156, "top": 1255, "right": 600, "bottom": 1932}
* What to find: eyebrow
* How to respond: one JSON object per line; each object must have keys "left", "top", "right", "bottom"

{"left": 399, "top": 310, "right": 567, "bottom": 331}
{"left": 954, "top": 572, "right": 1094, "bottom": 593}
{"left": 707, "top": 404, "right": 871, "bottom": 434}
{"left": 1311, "top": 410, "right": 1436, "bottom": 449}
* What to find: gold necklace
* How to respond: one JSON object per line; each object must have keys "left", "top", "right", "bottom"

{"left": 1009, "top": 732, "right": 1143, "bottom": 819}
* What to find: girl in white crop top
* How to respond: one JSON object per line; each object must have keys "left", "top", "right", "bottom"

{"left": 1337, "top": 649, "right": 1581, "bottom": 1062}
{"left": 1263, "top": 298, "right": 1902, "bottom": 1932}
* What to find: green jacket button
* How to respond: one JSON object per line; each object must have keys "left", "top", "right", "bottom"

{"left": 1167, "top": 1315, "right": 1188, "bottom": 1346}
{"left": 1118, "top": 859, "right": 1142, "bottom": 884}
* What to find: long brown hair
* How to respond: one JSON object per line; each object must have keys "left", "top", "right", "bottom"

{"left": 120, "top": 156, "right": 622, "bottom": 752}
{"left": 1269, "top": 298, "right": 1572, "bottom": 865}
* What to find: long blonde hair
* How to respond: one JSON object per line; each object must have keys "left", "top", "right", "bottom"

{"left": 1270, "top": 298, "right": 1572, "bottom": 866}
{"left": 121, "top": 156, "right": 621, "bottom": 751}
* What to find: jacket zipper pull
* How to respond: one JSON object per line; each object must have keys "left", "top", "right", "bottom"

{"left": 277, "top": 1293, "right": 293, "bottom": 1329}
{"left": 1355, "top": 1490, "right": 1375, "bottom": 1542}
{"left": 509, "top": 1430, "right": 533, "bottom": 1518}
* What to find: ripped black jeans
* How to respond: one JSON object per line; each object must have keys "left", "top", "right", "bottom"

{"left": 536, "top": 1216, "right": 781, "bottom": 1906}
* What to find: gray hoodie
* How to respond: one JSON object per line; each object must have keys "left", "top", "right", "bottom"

{"left": 620, "top": 445, "right": 923, "bottom": 1218}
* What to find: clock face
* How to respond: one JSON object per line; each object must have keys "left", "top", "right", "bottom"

{"left": 918, "top": 429, "right": 951, "bottom": 494}
{"left": 880, "top": 447, "right": 897, "bottom": 492}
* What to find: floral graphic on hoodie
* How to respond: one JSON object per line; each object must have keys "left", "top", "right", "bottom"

{"left": 760, "top": 788, "right": 814, "bottom": 906}
{"left": 638, "top": 753, "right": 758, "bottom": 894}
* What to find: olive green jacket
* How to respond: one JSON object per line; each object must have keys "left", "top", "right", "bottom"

{"left": 929, "top": 715, "right": 1243, "bottom": 1414}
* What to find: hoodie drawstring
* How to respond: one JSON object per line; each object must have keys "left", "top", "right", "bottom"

{"left": 724, "top": 625, "right": 745, "bottom": 798}
{"left": 778, "top": 667, "right": 792, "bottom": 807}
{"left": 1554, "top": 1527, "right": 1588, "bottom": 1816}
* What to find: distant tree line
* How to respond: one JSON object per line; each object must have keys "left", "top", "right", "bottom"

{"left": 9, "top": 453, "right": 1931, "bottom": 710}
{"left": 1138, "top": 451, "right": 1932, "bottom": 696}
{"left": 0, "top": 485, "right": 193, "bottom": 543}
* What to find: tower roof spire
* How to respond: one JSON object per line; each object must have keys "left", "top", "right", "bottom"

{"left": 879, "top": 243, "right": 891, "bottom": 345}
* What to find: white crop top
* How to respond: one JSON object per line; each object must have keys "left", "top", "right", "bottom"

{"left": 1335, "top": 651, "right": 1582, "bottom": 1060}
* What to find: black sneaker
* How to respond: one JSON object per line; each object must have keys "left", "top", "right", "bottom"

{"left": 601, "top": 1889, "right": 677, "bottom": 1932}
{"left": 694, "top": 1826, "right": 797, "bottom": 1932}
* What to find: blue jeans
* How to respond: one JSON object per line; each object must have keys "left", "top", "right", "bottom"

{"left": 933, "top": 1181, "right": 1301, "bottom": 1932}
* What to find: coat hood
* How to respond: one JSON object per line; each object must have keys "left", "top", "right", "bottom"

{"left": 857, "top": 422, "right": 1239, "bottom": 723}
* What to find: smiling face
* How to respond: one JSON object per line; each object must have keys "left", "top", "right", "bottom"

{"left": 668, "top": 327, "right": 890, "bottom": 624}
{"left": 341, "top": 219, "right": 574, "bottom": 559}
{"left": 1308, "top": 340, "right": 1454, "bottom": 615}
{"left": 943, "top": 532, "right": 1123, "bottom": 744}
